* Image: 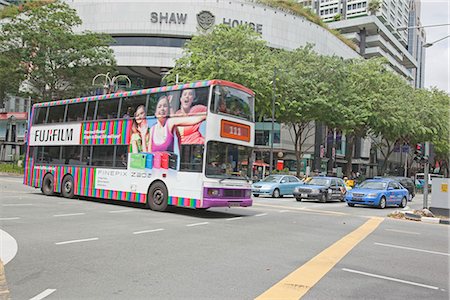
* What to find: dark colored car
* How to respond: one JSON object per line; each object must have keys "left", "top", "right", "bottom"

{"left": 387, "top": 176, "right": 415, "bottom": 201}
{"left": 293, "top": 177, "right": 347, "bottom": 202}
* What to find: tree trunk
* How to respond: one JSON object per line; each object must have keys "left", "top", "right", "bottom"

{"left": 345, "top": 134, "right": 355, "bottom": 177}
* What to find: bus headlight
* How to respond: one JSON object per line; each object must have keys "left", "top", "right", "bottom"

{"left": 207, "top": 188, "right": 220, "bottom": 196}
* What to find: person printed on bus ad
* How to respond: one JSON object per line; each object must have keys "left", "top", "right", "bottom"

{"left": 130, "top": 105, "right": 149, "bottom": 153}
{"left": 149, "top": 95, "right": 206, "bottom": 152}
{"left": 174, "top": 89, "right": 207, "bottom": 144}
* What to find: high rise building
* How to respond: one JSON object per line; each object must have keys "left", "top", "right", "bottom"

{"left": 300, "top": 0, "right": 426, "bottom": 88}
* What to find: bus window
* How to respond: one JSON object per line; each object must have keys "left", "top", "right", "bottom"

{"left": 180, "top": 144, "right": 203, "bottom": 172}
{"left": 47, "top": 105, "right": 66, "bottom": 123}
{"left": 85, "top": 101, "right": 97, "bottom": 120}
{"left": 91, "top": 145, "right": 114, "bottom": 167}
{"left": 96, "top": 98, "right": 120, "bottom": 120}
{"left": 120, "top": 95, "right": 147, "bottom": 119}
{"left": 212, "top": 86, "right": 254, "bottom": 122}
{"left": 115, "top": 145, "right": 128, "bottom": 168}
{"left": 205, "top": 141, "right": 252, "bottom": 179}
{"left": 62, "top": 146, "right": 82, "bottom": 165}
{"left": 81, "top": 146, "right": 91, "bottom": 165}
{"left": 66, "top": 102, "right": 87, "bottom": 122}
{"left": 37, "top": 146, "right": 62, "bottom": 164}
{"left": 33, "top": 107, "right": 48, "bottom": 125}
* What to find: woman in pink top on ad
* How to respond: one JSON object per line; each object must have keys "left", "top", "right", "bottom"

{"left": 149, "top": 95, "right": 206, "bottom": 153}
{"left": 175, "top": 89, "right": 207, "bottom": 145}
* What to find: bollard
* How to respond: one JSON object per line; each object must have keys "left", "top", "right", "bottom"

{"left": 0, "top": 259, "right": 10, "bottom": 300}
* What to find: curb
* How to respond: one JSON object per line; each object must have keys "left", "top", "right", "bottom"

{"left": 402, "top": 211, "right": 449, "bottom": 225}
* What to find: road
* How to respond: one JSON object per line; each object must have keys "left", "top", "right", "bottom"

{"left": 1, "top": 175, "right": 448, "bottom": 299}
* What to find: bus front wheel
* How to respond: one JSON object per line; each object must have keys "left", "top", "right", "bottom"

{"left": 41, "top": 173, "right": 54, "bottom": 196}
{"left": 61, "top": 175, "right": 74, "bottom": 198}
{"left": 147, "top": 181, "right": 169, "bottom": 212}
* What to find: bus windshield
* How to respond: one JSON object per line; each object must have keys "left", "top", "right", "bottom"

{"left": 205, "top": 141, "right": 252, "bottom": 180}
{"left": 212, "top": 85, "right": 254, "bottom": 122}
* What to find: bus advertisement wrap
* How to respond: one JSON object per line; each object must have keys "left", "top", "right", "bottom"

{"left": 24, "top": 80, "right": 255, "bottom": 211}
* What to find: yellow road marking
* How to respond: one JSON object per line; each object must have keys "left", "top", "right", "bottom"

{"left": 255, "top": 217, "right": 384, "bottom": 300}
{"left": 254, "top": 203, "right": 348, "bottom": 216}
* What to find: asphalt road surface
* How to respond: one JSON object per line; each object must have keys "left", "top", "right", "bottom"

{"left": 1, "top": 175, "right": 448, "bottom": 300}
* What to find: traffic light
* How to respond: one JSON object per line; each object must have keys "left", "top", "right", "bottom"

{"left": 414, "top": 143, "right": 423, "bottom": 162}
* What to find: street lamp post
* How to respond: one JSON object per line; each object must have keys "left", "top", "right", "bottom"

{"left": 396, "top": 23, "right": 449, "bottom": 209}
{"left": 423, "top": 34, "right": 450, "bottom": 48}
{"left": 92, "top": 72, "right": 131, "bottom": 94}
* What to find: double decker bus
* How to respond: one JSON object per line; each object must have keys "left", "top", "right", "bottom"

{"left": 24, "top": 80, "right": 254, "bottom": 211}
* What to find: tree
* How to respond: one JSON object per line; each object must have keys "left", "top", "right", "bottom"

{"left": 274, "top": 46, "right": 345, "bottom": 176}
{"left": 0, "top": 1, "right": 116, "bottom": 102}
{"left": 322, "top": 58, "right": 388, "bottom": 176}
{"left": 368, "top": 69, "right": 416, "bottom": 175}
{"left": 164, "top": 24, "right": 274, "bottom": 118}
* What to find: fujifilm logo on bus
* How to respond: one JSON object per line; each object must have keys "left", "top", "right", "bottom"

{"left": 29, "top": 124, "right": 81, "bottom": 146}
{"left": 34, "top": 128, "right": 74, "bottom": 143}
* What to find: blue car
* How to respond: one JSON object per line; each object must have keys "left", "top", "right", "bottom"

{"left": 252, "top": 175, "right": 303, "bottom": 198}
{"left": 345, "top": 178, "right": 409, "bottom": 209}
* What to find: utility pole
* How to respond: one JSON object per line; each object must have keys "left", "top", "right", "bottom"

{"left": 423, "top": 142, "right": 430, "bottom": 208}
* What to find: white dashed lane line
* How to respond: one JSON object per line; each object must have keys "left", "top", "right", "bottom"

{"left": 255, "top": 213, "right": 268, "bottom": 217}
{"left": 2, "top": 203, "right": 33, "bottom": 207}
{"left": 226, "top": 217, "right": 243, "bottom": 221}
{"left": 29, "top": 288, "right": 57, "bottom": 300}
{"left": 0, "top": 217, "right": 20, "bottom": 221}
{"left": 55, "top": 237, "right": 99, "bottom": 245}
{"left": 186, "top": 222, "right": 209, "bottom": 227}
{"left": 375, "top": 242, "right": 450, "bottom": 256}
{"left": 133, "top": 228, "right": 165, "bottom": 235}
{"left": 108, "top": 209, "right": 135, "bottom": 214}
{"left": 53, "top": 213, "right": 86, "bottom": 217}
{"left": 342, "top": 268, "right": 440, "bottom": 290}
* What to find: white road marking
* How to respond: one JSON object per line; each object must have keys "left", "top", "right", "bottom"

{"left": 57, "top": 202, "right": 79, "bottom": 204}
{"left": 385, "top": 229, "right": 420, "bottom": 235}
{"left": 255, "top": 213, "right": 268, "bottom": 217}
{"left": 133, "top": 228, "right": 164, "bottom": 235}
{"left": 342, "top": 268, "right": 439, "bottom": 290}
{"left": 29, "top": 288, "right": 57, "bottom": 300}
{"left": 3, "top": 203, "right": 33, "bottom": 206}
{"left": 0, "top": 217, "right": 20, "bottom": 221}
{"left": 226, "top": 217, "right": 243, "bottom": 221}
{"left": 186, "top": 222, "right": 209, "bottom": 227}
{"left": 0, "top": 229, "right": 18, "bottom": 264}
{"left": 108, "top": 209, "right": 134, "bottom": 213}
{"left": 375, "top": 242, "right": 450, "bottom": 256}
{"left": 278, "top": 210, "right": 289, "bottom": 213}
{"left": 53, "top": 213, "right": 85, "bottom": 217}
{"left": 55, "top": 237, "right": 98, "bottom": 245}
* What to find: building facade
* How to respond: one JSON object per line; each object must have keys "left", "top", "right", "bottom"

{"left": 63, "top": 0, "right": 360, "bottom": 175}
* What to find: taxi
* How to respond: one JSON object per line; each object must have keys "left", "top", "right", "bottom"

{"left": 345, "top": 178, "right": 409, "bottom": 209}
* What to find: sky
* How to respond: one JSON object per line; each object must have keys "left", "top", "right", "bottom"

{"left": 420, "top": 0, "right": 450, "bottom": 93}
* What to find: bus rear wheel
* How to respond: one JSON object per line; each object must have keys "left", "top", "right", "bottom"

{"left": 41, "top": 173, "right": 54, "bottom": 196}
{"left": 61, "top": 175, "right": 74, "bottom": 198}
{"left": 147, "top": 181, "right": 169, "bottom": 212}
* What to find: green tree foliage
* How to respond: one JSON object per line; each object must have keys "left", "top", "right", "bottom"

{"left": 0, "top": 0, "right": 116, "bottom": 102}
{"left": 165, "top": 24, "right": 274, "bottom": 118}
{"left": 368, "top": 67, "right": 416, "bottom": 174}
{"left": 274, "top": 45, "right": 345, "bottom": 176}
